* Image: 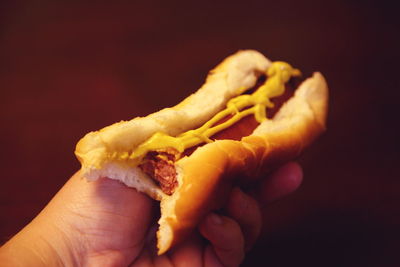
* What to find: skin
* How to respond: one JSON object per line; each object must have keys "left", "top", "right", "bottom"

{"left": 0, "top": 162, "right": 302, "bottom": 267}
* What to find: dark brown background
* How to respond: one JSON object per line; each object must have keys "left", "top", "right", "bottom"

{"left": 1, "top": 1, "right": 399, "bottom": 266}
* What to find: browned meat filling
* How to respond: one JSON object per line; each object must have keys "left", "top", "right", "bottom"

{"left": 139, "top": 148, "right": 179, "bottom": 195}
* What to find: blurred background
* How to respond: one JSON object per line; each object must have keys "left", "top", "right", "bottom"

{"left": 0, "top": 0, "right": 399, "bottom": 266}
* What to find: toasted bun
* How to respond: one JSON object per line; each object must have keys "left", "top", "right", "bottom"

{"left": 75, "top": 50, "right": 329, "bottom": 254}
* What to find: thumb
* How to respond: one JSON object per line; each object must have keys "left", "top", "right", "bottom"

{"left": 42, "top": 172, "right": 156, "bottom": 264}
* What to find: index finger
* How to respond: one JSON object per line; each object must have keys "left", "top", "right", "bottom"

{"left": 254, "top": 162, "right": 303, "bottom": 207}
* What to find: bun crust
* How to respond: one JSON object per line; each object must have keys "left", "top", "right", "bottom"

{"left": 74, "top": 50, "right": 329, "bottom": 254}
{"left": 157, "top": 72, "right": 328, "bottom": 253}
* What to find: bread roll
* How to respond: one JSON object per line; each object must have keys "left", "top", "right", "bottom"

{"left": 75, "top": 50, "right": 328, "bottom": 254}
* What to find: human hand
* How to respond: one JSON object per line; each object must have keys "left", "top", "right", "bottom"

{"left": 0, "top": 162, "right": 302, "bottom": 266}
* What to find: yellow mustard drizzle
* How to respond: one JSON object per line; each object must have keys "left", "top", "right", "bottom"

{"left": 126, "top": 61, "right": 301, "bottom": 164}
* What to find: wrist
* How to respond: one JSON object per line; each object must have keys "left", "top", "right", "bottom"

{"left": 0, "top": 212, "right": 81, "bottom": 266}
{"left": 0, "top": 226, "right": 62, "bottom": 266}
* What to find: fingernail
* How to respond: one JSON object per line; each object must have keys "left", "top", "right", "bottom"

{"left": 208, "top": 213, "right": 223, "bottom": 225}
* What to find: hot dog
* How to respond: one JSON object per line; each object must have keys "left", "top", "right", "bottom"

{"left": 75, "top": 50, "right": 329, "bottom": 254}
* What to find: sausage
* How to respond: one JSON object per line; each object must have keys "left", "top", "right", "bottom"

{"left": 140, "top": 79, "right": 299, "bottom": 195}
{"left": 139, "top": 149, "right": 179, "bottom": 195}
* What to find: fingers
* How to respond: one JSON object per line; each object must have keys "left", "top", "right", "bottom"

{"left": 225, "top": 187, "right": 262, "bottom": 251}
{"left": 257, "top": 161, "right": 303, "bottom": 206}
{"left": 168, "top": 233, "right": 204, "bottom": 267}
{"left": 198, "top": 162, "right": 302, "bottom": 266}
{"left": 199, "top": 213, "right": 244, "bottom": 267}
